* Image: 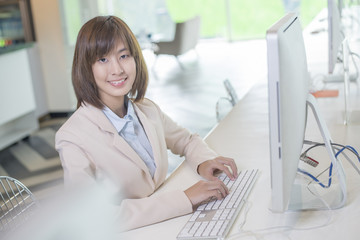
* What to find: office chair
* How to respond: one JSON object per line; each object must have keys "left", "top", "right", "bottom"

{"left": 154, "top": 16, "right": 201, "bottom": 69}
{"left": 216, "top": 79, "right": 239, "bottom": 122}
{"left": 0, "top": 176, "right": 39, "bottom": 235}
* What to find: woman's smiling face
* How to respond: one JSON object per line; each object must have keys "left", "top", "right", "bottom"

{"left": 92, "top": 41, "right": 136, "bottom": 110}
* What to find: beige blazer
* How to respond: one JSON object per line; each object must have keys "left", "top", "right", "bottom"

{"left": 55, "top": 98, "right": 218, "bottom": 231}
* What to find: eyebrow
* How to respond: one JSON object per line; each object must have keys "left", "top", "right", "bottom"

{"left": 117, "top": 47, "right": 128, "bottom": 53}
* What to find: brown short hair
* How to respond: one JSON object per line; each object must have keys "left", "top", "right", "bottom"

{"left": 72, "top": 16, "right": 148, "bottom": 108}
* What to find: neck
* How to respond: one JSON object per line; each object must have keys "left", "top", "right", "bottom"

{"left": 113, "top": 105, "right": 127, "bottom": 118}
{"left": 104, "top": 96, "right": 128, "bottom": 118}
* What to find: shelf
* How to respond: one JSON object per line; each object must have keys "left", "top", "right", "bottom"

{"left": 0, "top": 47, "right": 38, "bottom": 151}
{"left": 0, "top": 111, "right": 38, "bottom": 151}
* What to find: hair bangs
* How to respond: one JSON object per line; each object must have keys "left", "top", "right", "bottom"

{"left": 90, "top": 17, "right": 129, "bottom": 63}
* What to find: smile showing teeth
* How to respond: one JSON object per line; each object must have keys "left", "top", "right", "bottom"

{"left": 109, "top": 79, "right": 126, "bottom": 86}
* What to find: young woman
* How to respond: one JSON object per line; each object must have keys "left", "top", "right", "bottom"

{"left": 55, "top": 16, "right": 238, "bottom": 231}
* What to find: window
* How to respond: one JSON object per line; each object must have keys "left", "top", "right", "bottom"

{"left": 59, "top": 0, "right": 326, "bottom": 45}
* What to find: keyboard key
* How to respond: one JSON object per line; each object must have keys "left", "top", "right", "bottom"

{"left": 189, "top": 211, "right": 201, "bottom": 222}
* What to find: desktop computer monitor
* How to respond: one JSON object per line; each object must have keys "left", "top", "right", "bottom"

{"left": 328, "top": 0, "right": 344, "bottom": 74}
{"left": 266, "top": 13, "right": 309, "bottom": 212}
{"left": 338, "top": 0, "right": 344, "bottom": 18}
{"left": 266, "top": 13, "right": 347, "bottom": 212}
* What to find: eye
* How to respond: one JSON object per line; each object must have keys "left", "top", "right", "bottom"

{"left": 120, "top": 54, "right": 129, "bottom": 60}
{"left": 98, "top": 58, "right": 108, "bottom": 63}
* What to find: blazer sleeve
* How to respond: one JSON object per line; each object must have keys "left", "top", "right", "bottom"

{"left": 150, "top": 100, "right": 219, "bottom": 173}
{"left": 116, "top": 189, "right": 192, "bottom": 231}
{"left": 56, "top": 129, "right": 98, "bottom": 187}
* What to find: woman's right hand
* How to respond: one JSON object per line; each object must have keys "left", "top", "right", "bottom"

{"left": 184, "top": 179, "right": 229, "bottom": 210}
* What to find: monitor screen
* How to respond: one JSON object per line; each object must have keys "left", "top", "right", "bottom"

{"left": 266, "top": 13, "right": 309, "bottom": 212}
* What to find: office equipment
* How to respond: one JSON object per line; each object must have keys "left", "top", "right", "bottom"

{"left": 338, "top": 0, "right": 344, "bottom": 17}
{"left": 0, "top": 176, "right": 39, "bottom": 235}
{"left": 326, "top": 0, "right": 357, "bottom": 123}
{"left": 177, "top": 169, "right": 259, "bottom": 239}
{"left": 266, "top": 13, "right": 347, "bottom": 212}
{"left": 328, "top": 0, "right": 344, "bottom": 74}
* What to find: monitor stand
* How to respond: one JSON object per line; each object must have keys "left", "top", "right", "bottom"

{"left": 322, "top": 72, "right": 357, "bottom": 83}
{"left": 288, "top": 94, "right": 347, "bottom": 211}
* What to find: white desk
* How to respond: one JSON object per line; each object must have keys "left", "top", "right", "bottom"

{"left": 118, "top": 77, "right": 360, "bottom": 239}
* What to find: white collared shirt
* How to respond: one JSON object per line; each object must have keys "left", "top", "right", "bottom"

{"left": 102, "top": 99, "right": 156, "bottom": 177}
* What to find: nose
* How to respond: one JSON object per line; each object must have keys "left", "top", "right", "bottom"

{"left": 111, "top": 59, "right": 124, "bottom": 75}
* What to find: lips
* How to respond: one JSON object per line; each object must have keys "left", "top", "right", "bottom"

{"left": 108, "top": 77, "right": 126, "bottom": 87}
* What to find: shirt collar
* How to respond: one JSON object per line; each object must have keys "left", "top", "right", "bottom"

{"left": 102, "top": 99, "right": 136, "bottom": 133}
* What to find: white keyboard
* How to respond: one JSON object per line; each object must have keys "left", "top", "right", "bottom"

{"left": 177, "top": 169, "right": 259, "bottom": 240}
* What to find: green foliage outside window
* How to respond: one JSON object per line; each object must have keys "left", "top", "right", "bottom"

{"left": 165, "top": 0, "right": 326, "bottom": 40}
{"left": 60, "top": 0, "right": 327, "bottom": 45}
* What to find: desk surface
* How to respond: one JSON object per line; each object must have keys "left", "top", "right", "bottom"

{"left": 119, "top": 10, "right": 360, "bottom": 240}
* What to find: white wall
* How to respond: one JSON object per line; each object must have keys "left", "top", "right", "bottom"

{"left": 27, "top": 44, "right": 49, "bottom": 118}
{"left": 31, "top": 0, "right": 76, "bottom": 112}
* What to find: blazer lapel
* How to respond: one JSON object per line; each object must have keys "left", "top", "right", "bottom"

{"left": 133, "top": 103, "right": 165, "bottom": 184}
{"left": 82, "top": 103, "right": 154, "bottom": 185}
{"left": 112, "top": 136, "right": 154, "bottom": 183}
